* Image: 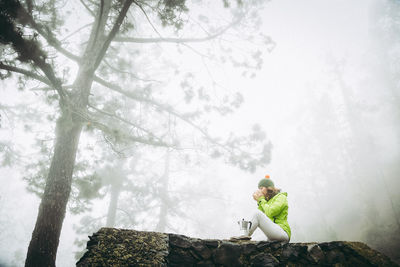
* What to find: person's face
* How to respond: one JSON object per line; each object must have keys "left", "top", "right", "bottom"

{"left": 259, "top": 186, "right": 274, "bottom": 196}
{"left": 258, "top": 186, "right": 274, "bottom": 196}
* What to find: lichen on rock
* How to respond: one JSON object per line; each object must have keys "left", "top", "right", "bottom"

{"left": 76, "top": 228, "right": 168, "bottom": 266}
{"left": 77, "top": 228, "right": 398, "bottom": 266}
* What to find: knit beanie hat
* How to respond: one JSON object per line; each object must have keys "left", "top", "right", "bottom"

{"left": 258, "top": 175, "right": 275, "bottom": 188}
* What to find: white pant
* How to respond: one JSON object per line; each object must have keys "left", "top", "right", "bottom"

{"left": 248, "top": 210, "right": 289, "bottom": 242}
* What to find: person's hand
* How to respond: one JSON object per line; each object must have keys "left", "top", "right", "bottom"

{"left": 253, "top": 190, "right": 263, "bottom": 201}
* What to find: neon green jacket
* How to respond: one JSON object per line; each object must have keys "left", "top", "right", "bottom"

{"left": 257, "top": 192, "right": 291, "bottom": 239}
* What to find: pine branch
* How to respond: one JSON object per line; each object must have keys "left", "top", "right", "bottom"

{"left": 0, "top": 62, "right": 51, "bottom": 86}
{"left": 17, "top": 6, "right": 81, "bottom": 62}
{"left": 0, "top": 2, "right": 68, "bottom": 103}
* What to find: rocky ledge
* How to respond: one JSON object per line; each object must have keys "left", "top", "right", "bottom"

{"left": 76, "top": 228, "right": 397, "bottom": 266}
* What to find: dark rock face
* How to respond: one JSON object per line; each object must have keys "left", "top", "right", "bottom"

{"left": 77, "top": 228, "right": 398, "bottom": 266}
{"left": 76, "top": 228, "right": 168, "bottom": 266}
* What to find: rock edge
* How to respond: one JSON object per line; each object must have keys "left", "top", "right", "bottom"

{"left": 76, "top": 228, "right": 398, "bottom": 266}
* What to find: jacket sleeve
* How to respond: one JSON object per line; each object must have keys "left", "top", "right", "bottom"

{"left": 257, "top": 194, "right": 287, "bottom": 218}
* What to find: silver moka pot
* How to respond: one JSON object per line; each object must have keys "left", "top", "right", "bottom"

{"left": 238, "top": 218, "right": 252, "bottom": 236}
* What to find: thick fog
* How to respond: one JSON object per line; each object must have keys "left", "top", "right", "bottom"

{"left": 0, "top": 0, "right": 399, "bottom": 266}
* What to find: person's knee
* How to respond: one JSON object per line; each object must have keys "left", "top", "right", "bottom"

{"left": 252, "top": 210, "right": 265, "bottom": 221}
{"left": 257, "top": 210, "right": 266, "bottom": 217}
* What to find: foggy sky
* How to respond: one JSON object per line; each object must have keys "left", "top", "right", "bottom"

{"left": 1, "top": 0, "right": 399, "bottom": 266}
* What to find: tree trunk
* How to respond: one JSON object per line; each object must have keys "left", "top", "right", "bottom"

{"left": 156, "top": 150, "right": 171, "bottom": 232}
{"left": 106, "top": 180, "right": 122, "bottom": 227}
{"left": 24, "top": 1, "right": 131, "bottom": 264}
{"left": 25, "top": 112, "right": 83, "bottom": 267}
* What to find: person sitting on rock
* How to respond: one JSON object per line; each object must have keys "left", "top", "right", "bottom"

{"left": 232, "top": 175, "right": 291, "bottom": 242}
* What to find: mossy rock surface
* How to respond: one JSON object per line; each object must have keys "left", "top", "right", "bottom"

{"left": 77, "top": 228, "right": 398, "bottom": 266}
{"left": 77, "top": 228, "right": 168, "bottom": 266}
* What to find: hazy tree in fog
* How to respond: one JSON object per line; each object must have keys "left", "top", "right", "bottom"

{"left": 0, "top": 0, "right": 272, "bottom": 265}
{"left": 348, "top": 0, "right": 400, "bottom": 259}
{"left": 21, "top": 99, "right": 224, "bottom": 260}
{"left": 155, "top": 148, "right": 172, "bottom": 232}
{"left": 371, "top": 0, "right": 400, "bottom": 117}
{"left": 369, "top": 0, "right": 400, "bottom": 221}
{"left": 371, "top": 0, "right": 400, "bottom": 225}
{"left": 72, "top": 126, "right": 222, "bottom": 259}
{"left": 332, "top": 57, "right": 400, "bottom": 263}
{"left": 277, "top": 86, "right": 343, "bottom": 241}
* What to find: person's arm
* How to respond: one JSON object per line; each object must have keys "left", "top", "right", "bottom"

{"left": 257, "top": 194, "right": 287, "bottom": 217}
{"left": 253, "top": 190, "right": 263, "bottom": 201}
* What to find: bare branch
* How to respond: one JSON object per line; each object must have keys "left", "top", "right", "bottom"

{"left": 93, "top": 75, "right": 233, "bottom": 154}
{"left": 103, "top": 59, "right": 162, "bottom": 83}
{"left": 91, "top": 0, "right": 105, "bottom": 54}
{"left": 30, "top": 84, "right": 74, "bottom": 92}
{"left": 102, "top": 134, "right": 126, "bottom": 156}
{"left": 93, "top": 75, "right": 148, "bottom": 101}
{"left": 61, "top": 23, "right": 93, "bottom": 42}
{"left": 79, "top": 0, "right": 96, "bottom": 17}
{"left": 88, "top": 103, "right": 166, "bottom": 144}
{"left": 93, "top": 0, "right": 133, "bottom": 70}
{"left": 113, "top": 19, "right": 240, "bottom": 44}
{"left": 90, "top": 118, "right": 170, "bottom": 148}
{"left": 0, "top": 62, "right": 51, "bottom": 86}
{"left": 180, "top": 42, "right": 213, "bottom": 59}
{"left": 30, "top": 55, "right": 67, "bottom": 102}
{"left": 132, "top": 0, "right": 163, "bottom": 38}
